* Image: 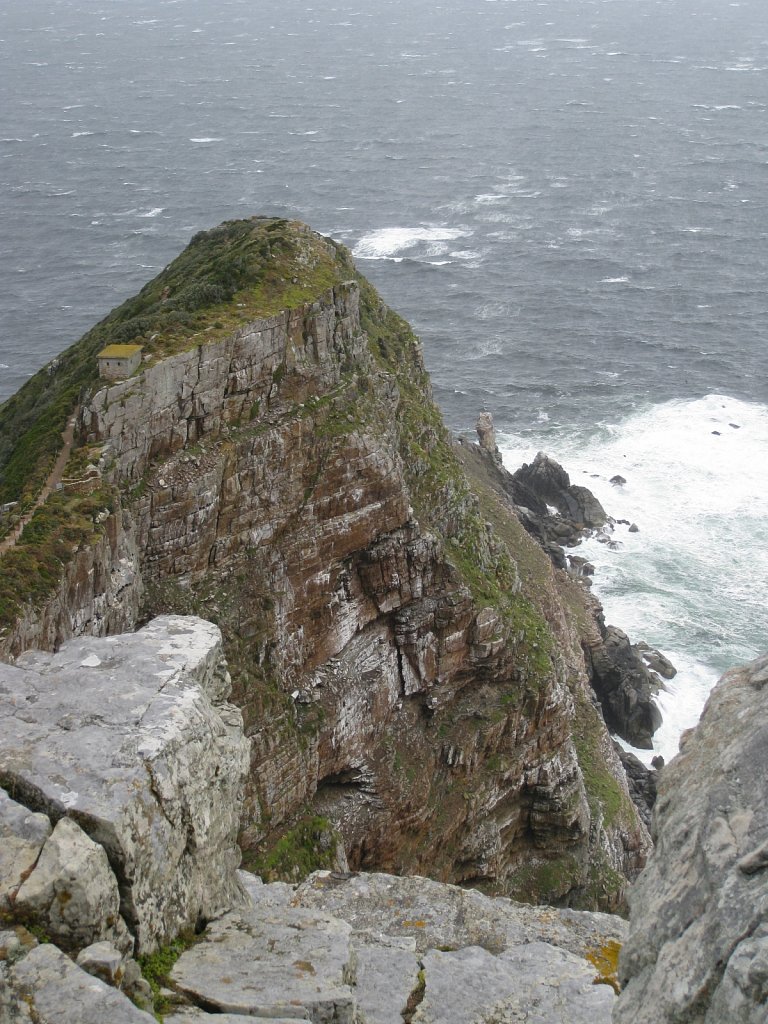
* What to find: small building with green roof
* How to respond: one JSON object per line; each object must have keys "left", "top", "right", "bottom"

{"left": 97, "top": 344, "right": 143, "bottom": 380}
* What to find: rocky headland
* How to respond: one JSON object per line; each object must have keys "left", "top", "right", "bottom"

{"left": 0, "top": 217, "right": 655, "bottom": 909}
{"left": 1, "top": 217, "right": 758, "bottom": 1021}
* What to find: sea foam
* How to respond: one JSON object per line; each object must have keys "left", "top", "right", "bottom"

{"left": 498, "top": 394, "right": 768, "bottom": 765}
{"left": 353, "top": 226, "right": 471, "bottom": 261}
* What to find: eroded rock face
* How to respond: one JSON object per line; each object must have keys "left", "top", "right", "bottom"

{"left": 0, "top": 223, "right": 649, "bottom": 908}
{"left": 0, "top": 615, "right": 249, "bottom": 953}
{"left": 586, "top": 625, "right": 663, "bottom": 749}
{"left": 614, "top": 653, "right": 768, "bottom": 1023}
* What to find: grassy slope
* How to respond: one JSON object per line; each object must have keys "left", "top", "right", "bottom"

{"left": 0, "top": 217, "right": 346, "bottom": 507}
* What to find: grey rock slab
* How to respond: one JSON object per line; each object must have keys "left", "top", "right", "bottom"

{"left": 412, "top": 942, "right": 615, "bottom": 1024}
{"left": 0, "top": 615, "right": 250, "bottom": 952}
{"left": 165, "top": 1014, "right": 310, "bottom": 1024}
{"left": 7, "top": 942, "right": 156, "bottom": 1023}
{"left": 237, "top": 868, "right": 296, "bottom": 909}
{"left": 75, "top": 939, "right": 125, "bottom": 985}
{"left": 15, "top": 816, "right": 131, "bottom": 953}
{"left": 615, "top": 652, "right": 768, "bottom": 1023}
{"left": 294, "top": 871, "right": 626, "bottom": 961}
{"left": 171, "top": 899, "right": 356, "bottom": 1022}
{"left": 0, "top": 788, "right": 51, "bottom": 910}
{"left": 352, "top": 938, "right": 421, "bottom": 1024}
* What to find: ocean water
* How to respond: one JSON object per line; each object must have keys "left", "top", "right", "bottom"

{"left": 1, "top": 0, "right": 767, "bottom": 762}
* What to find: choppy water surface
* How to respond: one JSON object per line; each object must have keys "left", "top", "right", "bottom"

{"left": 1, "top": 0, "right": 767, "bottom": 760}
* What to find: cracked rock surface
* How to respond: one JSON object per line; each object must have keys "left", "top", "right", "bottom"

{"left": 168, "top": 870, "right": 622, "bottom": 1024}
{"left": 0, "top": 615, "right": 249, "bottom": 953}
{"left": 615, "top": 652, "right": 768, "bottom": 1023}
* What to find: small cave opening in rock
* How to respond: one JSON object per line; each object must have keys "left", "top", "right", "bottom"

{"left": 311, "top": 764, "right": 378, "bottom": 870}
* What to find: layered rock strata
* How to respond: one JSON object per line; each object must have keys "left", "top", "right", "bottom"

{"left": 0, "top": 617, "right": 625, "bottom": 1022}
{"left": 463, "top": 427, "right": 667, "bottom": 750}
{"left": 0, "top": 218, "right": 649, "bottom": 907}
{"left": 615, "top": 652, "right": 768, "bottom": 1023}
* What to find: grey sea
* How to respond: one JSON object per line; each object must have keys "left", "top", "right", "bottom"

{"left": 1, "top": 0, "right": 767, "bottom": 760}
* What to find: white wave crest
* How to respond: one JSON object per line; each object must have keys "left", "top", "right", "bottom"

{"left": 498, "top": 394, "right": 768, "bottom": 764}
{"left": 352, "top": 226, "right": 471, "bottom": 261}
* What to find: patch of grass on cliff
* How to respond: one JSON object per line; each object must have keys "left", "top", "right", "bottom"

{"left": 508, "top": 855, "right": 584, "bottom": 906}
{"left": 0, "top": 487, "right": 113, "bottom": 634}
{"left": 572, "top": 688, "right": 634, "bottom": 832}
{"left": 0, "top": 218, "right": 350, "bottom": 505}
{"left": 242, "top": 814, "right": 342, "bottom": 882}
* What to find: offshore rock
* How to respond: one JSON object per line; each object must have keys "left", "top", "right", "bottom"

{"left": 586, "top": 625, "right": 662, "bottom": 749}
{"left": 0, "top": 615, "right": 249, "bottom": 954}
{"left": 615, "top": 652, "right": 768, "bottom": 1023}
{"left": 511, "top": 452, "right": 608, "bottom": 531}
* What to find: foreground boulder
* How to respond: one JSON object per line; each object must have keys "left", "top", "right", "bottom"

{"left": 0, "top": 615, "right": 249, "bottom": 954}
{"left": 615, "top": 652, "right": 768, "bottom": 1022}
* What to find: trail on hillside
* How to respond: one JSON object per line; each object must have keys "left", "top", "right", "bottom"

{"left": 0, "top": 410, "right": 78, "bottom": 557}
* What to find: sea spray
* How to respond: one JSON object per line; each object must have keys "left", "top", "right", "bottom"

{"left": 498, "top": 394, "right": 768, "bottom": 765}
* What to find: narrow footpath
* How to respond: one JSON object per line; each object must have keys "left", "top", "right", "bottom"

{"left": 0, "top": 410, "right": 79, "bottom": 558}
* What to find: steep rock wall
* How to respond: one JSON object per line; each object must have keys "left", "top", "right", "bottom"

{"left": 0, "top": 219, "right": 648, "bottom": 908}
{"left": 615, "top": 652, "right": 768, "bottom": 1023}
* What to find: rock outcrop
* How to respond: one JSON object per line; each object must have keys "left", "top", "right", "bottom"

{"left": 0, "top": 616, "right": 627, "bottom": 1023}
{"left": 167, "top": 869, "right": 624, "bottom": 1023}
{"left": 0, "top": 615, "right": 249, "bottom": 954}
{"left": 511, "top": 451, "right": 608, "bottom": 533}
{"left": 585, "top": 625, "right": 663, "bottom": 749}
{"left": 615, "top": 652, "right": 768, "bottom": 1023}
{"left": 0, "top": 218, "right": 649, "bottom": 909}
{"left": 462, "top": 421, "right": 666, "bottom": 751}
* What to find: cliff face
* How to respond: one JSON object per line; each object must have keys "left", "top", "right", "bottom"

{"left": 615, "top": 652, "right": 768, "bottom": 1023}
{"left": 0, "top": 617, "right": 628, "bottom": 1023}
{"left": 0, "top": 218, "right": 648, "bottom": 908}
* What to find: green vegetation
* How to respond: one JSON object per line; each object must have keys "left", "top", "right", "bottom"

{"left": 0, "top": 487, "right": 113, "bottom": 634}
{"left": 138, "top": 930, "right": 197, "bottom": 1018}
{"left": 242, "top": 814, "right": 342, "bottom": 882}
{"left": 507, "top": 855, "right": 585, "bottom": 906}
{"left": 0, "top": 217, "right": 348, "bottom": 506}
{"left": 572, "top": 689, "right": 634, "bottom": 831}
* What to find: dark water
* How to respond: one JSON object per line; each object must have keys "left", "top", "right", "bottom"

{"left": 2, "top": 0, "right": 767, "bottom": 759}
